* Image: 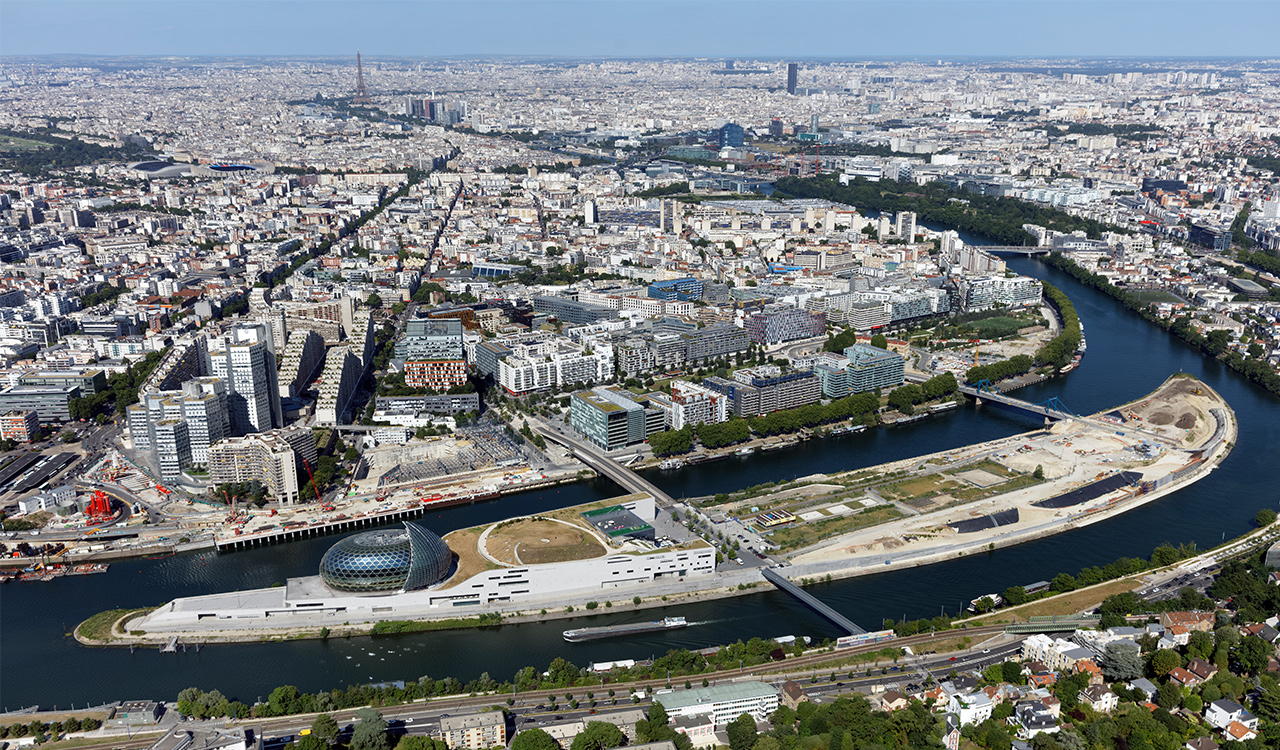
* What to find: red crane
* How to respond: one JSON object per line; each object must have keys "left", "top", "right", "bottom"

{"left": 301, "top": 458, "right": 324, "bottom": 504}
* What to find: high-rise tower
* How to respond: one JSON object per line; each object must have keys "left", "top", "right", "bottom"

{"left": 786, "top": 63, "right": 798, "bottom": 95}
{"left": 354, "top": 51, "right": 370, "bottom": 104}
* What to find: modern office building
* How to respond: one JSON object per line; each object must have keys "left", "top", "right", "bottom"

{"left": 531, "top": 295, "right": 617, "bottom": 326}
{"left": 786, "top": 63, "right": 798, "bottom": 95}
{"left": 648, "top": 277, "right": 704, "bottom": 302}
{"left": 207, "top": 427, "right": 318, "bottom": 504}
{"left": 18, "top": 369, "right": 108, "bottom": 396}
{"left": 570, "top": 387, "right": 665, "bottom": 451}
{"left": 374, "top": 393, "right": 480, "bottom": 415}
{"left": 718, "top": 123, "right": 745, "bottom": 149}
{"left": 206, "top": 325, "right": 282, "bottom": 435}
{"left": 659, "top": 681, "right": 781, "bottom": 724}
{"left": 395, "top": 317, "right": 464, "bottom": 360}
{"left": 0, "top": 385, "right": 80, "bottom": 422}
{"left": 744, "top": 306, "right": 826, "bottom": 346}
{"left": 844, "top": 343, "right": 906, "bottom": 393}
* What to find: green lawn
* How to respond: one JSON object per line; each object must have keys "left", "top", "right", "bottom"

{"left": 1130, "top": 290, "right": 1182, "bottom": 305}
{"left": 0, "top": 135, "right": 52, "bottom": 151}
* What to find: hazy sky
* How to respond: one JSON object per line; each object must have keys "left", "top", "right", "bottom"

{"left": 3, "top": 0, "right": 1278, "bottom": 59}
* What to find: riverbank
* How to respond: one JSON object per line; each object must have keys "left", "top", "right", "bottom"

{"left": 81, "top": 374, "right": 1234, "bottom": 646}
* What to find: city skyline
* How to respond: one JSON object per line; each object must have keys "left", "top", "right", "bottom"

{"left": 3, "top": 0, "right": 1279, "bottom": 59}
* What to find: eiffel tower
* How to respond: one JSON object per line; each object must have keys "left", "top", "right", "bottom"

{"left": 353, "top": 51, "right": 370, "bottom": 104}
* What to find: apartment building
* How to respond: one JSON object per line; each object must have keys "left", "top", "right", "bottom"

{"left": 207, "top": 428, "right": 318, "bottom": 504}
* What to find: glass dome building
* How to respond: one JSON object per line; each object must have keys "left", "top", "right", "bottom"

{"left": 319, "top": 521, "right": 454, "bottom": 593}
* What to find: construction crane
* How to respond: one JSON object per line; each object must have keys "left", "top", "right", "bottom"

{"left": 301, "top": 458, "right": 324, "bottom": 505}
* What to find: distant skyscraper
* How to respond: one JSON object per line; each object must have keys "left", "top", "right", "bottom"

{"left": 787, "top": 63, "right": 798, "bottom": 95}
{"left": 810, "top": 114, "right": 819, "bottom": 133}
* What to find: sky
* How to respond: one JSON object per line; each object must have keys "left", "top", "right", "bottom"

{"left": 2, "top": 0, "right": 1278, "bottom": 59}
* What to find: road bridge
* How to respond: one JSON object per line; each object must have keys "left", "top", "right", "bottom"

{"left": 983, "top": 246, "right": 1051, "bottom": 256}
{"left": 959, "top": 382, "right": 1075, "bottom": 422}
{"left": 534, "top": 425, "right": 675, "bottom": 504}
{"left": 761, "top": 567, "right": 865, "bottom": 635}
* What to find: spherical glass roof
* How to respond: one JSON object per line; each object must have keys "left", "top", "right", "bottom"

{"left": 319, "top": 522, "right": 453, "bottom": 593}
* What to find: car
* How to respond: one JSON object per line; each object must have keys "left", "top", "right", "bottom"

{"left": 404, "top": 719, "right": 413, "bottom": 724}
{"left": 982, "top": 649, "right": 991, "bottom": 654}
{"left": 523, "top": 718, "right": 535, "bottom": 723}
{"left": 949, "top": 656, "right": 957, "bottom": 661}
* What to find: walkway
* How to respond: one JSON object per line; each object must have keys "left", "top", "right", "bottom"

{"left": 958, "top": 384, "right": 1073, "bottom": 421}
{"left": 761, "top": 567, "right": 865, "bottom": 635}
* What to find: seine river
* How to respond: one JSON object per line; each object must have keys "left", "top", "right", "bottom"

{"left": 2, "top": 249, "right": 1276, "bottom": 710}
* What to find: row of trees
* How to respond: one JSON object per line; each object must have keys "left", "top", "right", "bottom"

{"left": 885, "top": 373, "right": 959, "bottom": 415}
{"left": 885, "top": 539, "right": 1201, "bottom": 635}
{"left": 965, "top": 354, "right": 1034, "bottom": 385}
{"left": 67, "top": 349, "right": 166, "bottom": 422}
{"left": 1034, "top": 282, "right": 1082, "bottom": 370}
{"left": 1044, "top": 253, "right": 1280, "bottom": 398}
{"left": 0, "top": 717, "right": 102, "bottom": 743}
{"left": 776, "top": 174, "right": 1123, "bottom": 246}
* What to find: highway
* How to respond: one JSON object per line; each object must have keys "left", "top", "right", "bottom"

{"left": 57, "top": 625, "right": 1017, "bottom": 750}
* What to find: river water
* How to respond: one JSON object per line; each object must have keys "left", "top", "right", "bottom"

{"left": 2, "top": 250, "right": 1276, "bottom": 710}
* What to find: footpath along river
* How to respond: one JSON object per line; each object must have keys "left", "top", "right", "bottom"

{"left": 1, "top": 252, "right": 1276, "bottom": 710}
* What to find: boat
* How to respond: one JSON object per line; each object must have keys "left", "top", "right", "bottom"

{"left": 734, "top": 447, "right": 756, "bottom": 456}
{"left": 563, "top": 616, "right": 688, "bottom": 642}
{"left": 828, "top": 424, "right": 867, "bottom": 436}
{"left": 659, "top": 459, "right": 684, "bottom": 470}
{"left": 927, "top": 401, "right": 959, "bottom": 414}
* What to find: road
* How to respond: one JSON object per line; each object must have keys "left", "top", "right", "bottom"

{"left": 60, "top": 625, "right": 1015, "bottom": 750}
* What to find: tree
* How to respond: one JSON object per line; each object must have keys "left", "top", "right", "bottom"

{"left": 297, "top": 736, "right": 329, "bottom": 750}
{"left": 870, "top": 334, "right": 888, "bottom": 349}
{"left": 350, "top": 708, "right": 389, "bottom": 750}
{"left": 725, "top": 713, "right": 758, "bottom": 750}
{"left": 60, "top": 429, "right": 78, "bottom": 443}
{"left": 1002, "top": 586, "right": 1029, "bottom": 606}
{"left": 570, "top": 722, "right": 626, "bottom": 750}
{"left": 1033, "top": 464, "right": 1044, "bottom": 480}
{"left": 1001, "top": 661, "right": 1024, "bottom": 685}
{"left": 1099, "top": 643, "right": 1143, "bottom": 682}
{"left": 312, "top": 714, "right": 340, "bottom": 745}
{"left": 366, "top": 293, "right": 383, "bottom": 308}
{"left": 1234, "top": 635, "right": 1272, "bottom": 675}
{"left": 1155, "top": 681, "right": 1182, "bottom": 710}
{"left": 510, "top": 729, "right": 560, "bottom": 750}
{"left": 1149, "top": 649, "right": 1181, "bottom": 677}
{"left": 395, "top": 739, "right": 447, "bottom": 750}
{"left": 1256, "top": 508, "right": 1277, "bottom": 527}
